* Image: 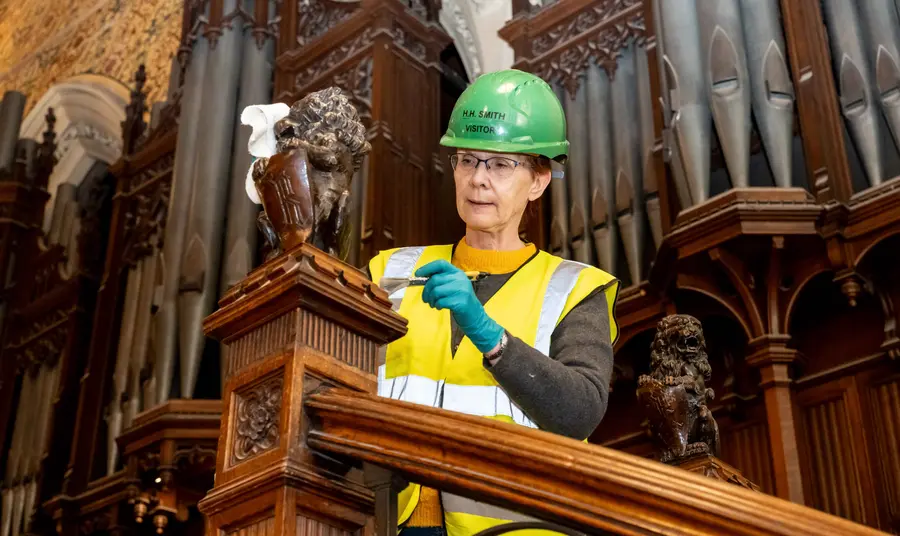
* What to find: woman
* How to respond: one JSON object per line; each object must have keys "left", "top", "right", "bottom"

{"left": 368, "top": 69, "right": 619, "bottom": 536}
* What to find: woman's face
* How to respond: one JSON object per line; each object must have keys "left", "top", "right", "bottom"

{"left": 453, "top": 150, "right": 551, "bottom": 233}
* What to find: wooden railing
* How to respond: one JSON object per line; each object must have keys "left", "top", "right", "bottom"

{"left": 306, "top": 388, "right": 885, "bottom": 536}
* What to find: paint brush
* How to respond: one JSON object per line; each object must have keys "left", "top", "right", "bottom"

{"left": 379, "top": 271, "right": 484, "bottom": 295}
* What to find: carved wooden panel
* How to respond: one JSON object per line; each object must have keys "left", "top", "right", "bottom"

{"left": 796, "top": 377, "right": 879, "bottom": 525}
{"left": 719, "top": 420, "right": 775, "bottom": 495}
{"left": 232, "top": 375, "right": 284, "bottom": 465}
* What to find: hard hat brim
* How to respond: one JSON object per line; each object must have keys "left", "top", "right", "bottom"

{"left": 439, "top": 134, "right": 568, "bottom": 161}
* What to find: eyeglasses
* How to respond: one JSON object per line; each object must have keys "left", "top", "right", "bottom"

{"left": 449, "top": 154, "right": 526, "bottom": 180}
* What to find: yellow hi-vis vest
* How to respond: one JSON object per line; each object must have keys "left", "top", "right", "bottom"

{"left": 368, "top": 245, "right": 619, "bottom": 536}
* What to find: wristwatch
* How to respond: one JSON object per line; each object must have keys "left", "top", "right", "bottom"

{"left": 486, "top": 331, "right": 509, "bottom": 362}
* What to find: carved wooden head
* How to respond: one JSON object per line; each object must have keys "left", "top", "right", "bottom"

{"left": 253, "top": 87, "right": 372, "bottom": 259}
{"left": 648, "top": 314, "right": 711, "bottom": 382}
{"left": 274, "top": 87, "right": 370, "bottom": 177}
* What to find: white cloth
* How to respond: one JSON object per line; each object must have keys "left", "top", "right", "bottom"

{"left": 241, "top": 103, "right": 290, "bottom": 204}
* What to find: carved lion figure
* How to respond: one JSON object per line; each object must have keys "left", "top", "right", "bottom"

{"left": 637, "top": 314, "right": 720, "bottom": 463}
{"left": 253, "top": 87, "right": 371, "bottom": 260}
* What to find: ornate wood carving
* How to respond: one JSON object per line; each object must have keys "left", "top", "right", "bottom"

{"left": 501, "top": 0, "right": 645, "bottom": 96}
{"left": 638, "top": 315, "right": 720, "bottom": 463}
{"left": 251, "top": 87, "right": 371, "bottom": 260}
{"left": 233, "top": 376, "right": 283, "bottom": 463}
{"left": 297, "top": 0, "right": 360, "bottom": 47}
{"left": 291, "top": 28, "right": 374, "bottom": 94}
{"left": 199, "top": 242, "right": 405, "bottom": 536}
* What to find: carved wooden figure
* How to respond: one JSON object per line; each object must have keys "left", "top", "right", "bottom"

{"left": 251, "top": 87, "right": 371, "bottom": 261}
{"left": 638, "top": 314, "right": 721, "bottom": 463}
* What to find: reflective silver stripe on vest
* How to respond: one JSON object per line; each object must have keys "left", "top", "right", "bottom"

{"left": 382, "top": 246, "right": 425, "bottom": 310}
{"left": 441, "top": 493, "right": 539, "bottom": 523}
{"left": 534, "top": 261, "right": 588, "bottom": 356}
{"left": 442, "top": 383, "right": 537, "bottom": 428}
{"left": 377, "top": 365, "right": 443, "bottom": 407}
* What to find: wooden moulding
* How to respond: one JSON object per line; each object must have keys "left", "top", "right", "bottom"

{"left": 199, "top": 243, "right": 407, "bottom": 536}
{"left": 667, "top": 188, "right": 821, "bottom": 259}
{"left": 305, "top": 388, "right": 886, "bottom": 536}
{"left": 116, "top": 399, "right": 222, "bottom": 458}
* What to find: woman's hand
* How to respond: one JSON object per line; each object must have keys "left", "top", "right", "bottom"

{"left": 416, "top": 260, "right": 504, "bottom": 354}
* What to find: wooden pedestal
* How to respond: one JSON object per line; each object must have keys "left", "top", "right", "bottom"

{"left": 197, "top": 244, "right": 406, "bottom": 536}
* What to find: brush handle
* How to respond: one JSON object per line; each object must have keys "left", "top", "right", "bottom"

{"left": 407, "top": 271, "right": 482, "bottom": 286}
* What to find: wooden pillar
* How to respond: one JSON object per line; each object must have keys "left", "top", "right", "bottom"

{"left": 746, "top": 335, "right": 805, "bottom": 504}
{"left": 778, "top": 0, "right": 852, "bottom": 203}
{"left": 198, "top": 244, "right": 406, "bottom": 536}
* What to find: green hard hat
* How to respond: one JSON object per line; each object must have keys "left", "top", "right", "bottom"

{"left": 440, "top": 69, "right": 569, "bottom": 162}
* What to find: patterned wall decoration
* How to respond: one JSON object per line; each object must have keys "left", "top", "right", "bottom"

{"left": 0, "top": 0, "right": 182, "bottom": 114}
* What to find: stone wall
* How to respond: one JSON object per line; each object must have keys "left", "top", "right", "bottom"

{"left": 0, "top": 0, "right": 182, "bottom": 114}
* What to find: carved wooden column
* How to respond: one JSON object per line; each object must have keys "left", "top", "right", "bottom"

{"left": 198, "top": 244, "right": 406, "bottom": 536}
{"left": 746, "top": 335, "right": 805, "bottom": 504}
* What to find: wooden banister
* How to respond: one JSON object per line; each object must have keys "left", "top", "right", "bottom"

{"left": 306, "top": 387, "right": 886, "bottom": 536}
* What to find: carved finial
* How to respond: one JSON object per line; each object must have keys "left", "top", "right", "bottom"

{"left": 839, "top": 274, "right": 863, "bottom": 307}
{"left": 637, "top": 314, "right": 720, "bottom": 463}
{"left": 43, "top": 107, "right": 56, "bottom": 144}
{"left": 34, "top": 107, "right": 58, "bottom": 181}
{"left": 122, "top": 64, "right": 148, "bottom": 155}
{"left": 135, "top": 64, "right": 147, "bottom": 94}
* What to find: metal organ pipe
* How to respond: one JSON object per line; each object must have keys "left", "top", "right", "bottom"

{"left": 222, "top": 0, "right": 274, "bottom": 296}
{"left": 697, "top": 0, "right": 752, "bottom": 188}
{"left": 611, "top": 46, "right": 645, "bottom": 285}
{"left": 565, "top": 81, "right": 594, "bottom": 265}
{"left": 1, "top": 372, "right": 34, "bottom": 536}
{"left": 858, "top": 0, "right": 900, "bottom": 156}
{"left": 0, "top": 92, "right": 25, "bottom": 173}
{"left": 739, "top": 0, "right": 794, "bottom": 187}
{"left": 107, "top": 260, "right": 142, "bottom": 474}
{"left": 822, "top": 0, "right": 885, "bottom": 186}
{"left": 659, "top": 0, "right": 712, "bottom": 206}
{"left": 550, "top": 84, "right": 571, "bottom": 260}
{"left": 636, "top": 46, "right": 663, "bottom": 249}
{"left": 178, "top": 0, "right": 246, "bottom": 398}
{"left": 154, "top": 15, "right": 210, "bottom": 405}
{"left": 124, "top": 255, "right": 160, "bottom": 424}
{"left": 585, "top": 62, "right": 617, "bottom": 273}
{"left": 220, "top": 0, "right": 274, "bottom": 390}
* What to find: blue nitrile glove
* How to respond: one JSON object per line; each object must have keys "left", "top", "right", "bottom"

{"left": 416, "top": 260, "right": 504, "bottom": 354}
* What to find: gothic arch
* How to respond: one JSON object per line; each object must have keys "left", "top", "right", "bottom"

{"left": 20, "top": 73, "right": 129, "bottom": 230}
{"left": 439, "top": 0, "right": 514, "bottom": 80}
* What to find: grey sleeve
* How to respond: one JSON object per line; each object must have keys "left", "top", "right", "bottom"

{"left": 484, "top": 288, "right": 614, "bottom": 440}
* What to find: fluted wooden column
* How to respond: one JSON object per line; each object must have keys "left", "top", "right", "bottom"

{"left": 198, "top": 244, "right": 406, "bottom": 536}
